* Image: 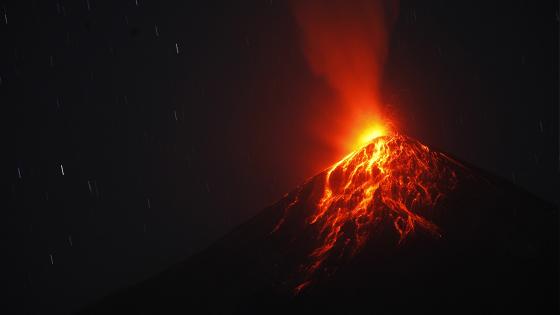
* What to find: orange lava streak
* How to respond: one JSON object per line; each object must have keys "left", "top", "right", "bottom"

{"left": 277, "top": 133, "right": 459, "bottom": 292}
{"left": 308, "top": 134, "right": 456, "bottom": 268}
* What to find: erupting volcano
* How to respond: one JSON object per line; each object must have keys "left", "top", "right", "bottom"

{"left": 81, "top": 132, "right": 557, "bottom": 314}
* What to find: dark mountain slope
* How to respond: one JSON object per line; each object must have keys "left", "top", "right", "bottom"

{"left": 81, "top": 135, "right": 558, "bottom": 314}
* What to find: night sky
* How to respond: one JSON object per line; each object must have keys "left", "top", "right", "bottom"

{"left": 6, "top": 0, "right": 558, "bottom": 314}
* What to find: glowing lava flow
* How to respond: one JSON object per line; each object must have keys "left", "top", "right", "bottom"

{"left": 273, "top": 133, "right": 460, "bottom": 293}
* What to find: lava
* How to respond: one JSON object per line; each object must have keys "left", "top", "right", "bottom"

{"left": 353, "top": 123, "right": 389, "bottom": 150}
{"left": 273, "top": 133, "right": 460, "bottom": 292}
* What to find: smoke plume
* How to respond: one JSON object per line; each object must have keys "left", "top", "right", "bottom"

{"left": 292, "top": 0, "right": 399, "bottom": 152}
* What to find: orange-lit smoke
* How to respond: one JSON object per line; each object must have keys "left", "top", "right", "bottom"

{"left": 292, "top": 0, "right": 399, "bottom": 152}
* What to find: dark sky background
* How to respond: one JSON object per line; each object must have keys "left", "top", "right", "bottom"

{"left": 5, "top": 0, "right": 557, "bottom": 314}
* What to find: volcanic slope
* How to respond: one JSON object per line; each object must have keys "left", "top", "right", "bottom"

{"left": 81, "top": 134, "right": 558, "bottom": 314}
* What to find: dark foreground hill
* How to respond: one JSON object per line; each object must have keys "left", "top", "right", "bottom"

{"left": 80, "top": 135, "right": 558, "bottom": 314}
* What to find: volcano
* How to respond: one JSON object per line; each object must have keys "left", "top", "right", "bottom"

{"left": 81, "top": 134, "right": 558, "bottom": 314}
